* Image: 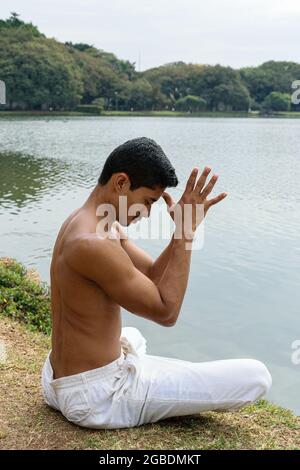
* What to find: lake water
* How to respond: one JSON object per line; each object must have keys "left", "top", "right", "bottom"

{"left": 0, "top": 115, "right": 299, "bottom": 415}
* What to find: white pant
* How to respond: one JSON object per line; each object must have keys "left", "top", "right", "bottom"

{"left": 41, "top": 326, "right": 272, "bottom": 429}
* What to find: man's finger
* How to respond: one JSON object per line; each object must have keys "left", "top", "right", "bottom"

{"left": 194, "top": 166, "right": 211, "bottom": 193}
{"left": 184, "top": 168, "right": 198, "bottom": 193}
{"left": 206, "top": 192, "right": 228, "bottom": 208}
{"left": 200, "top": 174, "right": 219, "bottom": 199}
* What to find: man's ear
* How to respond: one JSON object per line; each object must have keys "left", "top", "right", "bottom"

{"left": 113, "top": 173, "right": 131, "bottom": 193}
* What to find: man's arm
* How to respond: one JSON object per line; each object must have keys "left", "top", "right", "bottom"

{"left": 120, "top": 233, "right": 175, "bottom": 284}
{"left": 65, "top": 234, "right": 192, "bottom": 327}
{"left": 149, "top": 235, "right": 175, "bottom": 284}
{"left": 66, "top": 167, "right": 226, "bottom": 327}
{"left": 115, "top": 208, "right": 176, "bottom": 284}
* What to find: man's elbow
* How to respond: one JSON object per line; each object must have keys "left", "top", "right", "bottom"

{"left": 158, "top": 311, "right": 178, "bottom": 327}
{"left": 161, "top": 317, "right": 177, "bottom": 327}
{"left": 157, "top": 297, "right": 181, "bottom": 326}
{"left": 152, "top": 295, "right": 179, "bottom": 327}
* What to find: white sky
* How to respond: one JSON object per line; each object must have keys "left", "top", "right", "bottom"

{"left": 1, "top": 0, "right": 299, "bottom": 71}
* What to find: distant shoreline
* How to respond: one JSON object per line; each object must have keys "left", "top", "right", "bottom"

{"left": 1, "top": 110, "right": 300, "bottom": 118}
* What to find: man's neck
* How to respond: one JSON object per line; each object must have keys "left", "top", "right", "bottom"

{"left": 82, "top": 184, "right": 117, "bottom": 234}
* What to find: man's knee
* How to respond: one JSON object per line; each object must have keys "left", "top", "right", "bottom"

{"left": 244, "top": 359, "right": 272, "bottom": 401}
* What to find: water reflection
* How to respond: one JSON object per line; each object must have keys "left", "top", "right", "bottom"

{"left": 0, "top": 151, "right": 95, "bottom": 210}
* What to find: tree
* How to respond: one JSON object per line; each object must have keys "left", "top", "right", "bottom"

{"left": 0, "top": 33, "right": 83, "bottom": 109}
{"left": 65, "top": 42, "right": 94, "bottom": 52}
{"left": 70, "top": 49, "right": 122, "bottom": 105}
{"left": 207, "top": 83, "right": 250, "bottom": 111}
{"left": 241, "top": 61, "right": 300, "bottom": 104}
{"left": 262, "top": 92, "right": 291, "bottom": 112}
{"left": 126, "top": 79, "right": 154, "bottom": 110}
{"left": 1, "top": 13, "right": 300, "bottom": 113}
{"left": 175, "top": 95, "right": 206, "bottom": 112}
{"left": 143, "top": 62, "right": 194, "bottom": 106}
{"left": 0, "top": 14, "right": 136, "bottom": 110}
{"left": 0, "top": 12, "right": 42, "bottom": 37}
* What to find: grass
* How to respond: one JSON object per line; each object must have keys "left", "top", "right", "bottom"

{"left": 0, "top": 257, "right": 299, "bottom": 450}
{"left": 1, "top": 109, "right": 300, "bottom": 118}
{"left": 0, "top": 315, "right": 299, "bottom": 450}
{"left": 101, "top": 110, "right": 254, "bottom": 118}
{"left": 0, "top": 110, "right": 95, "bottom": 117}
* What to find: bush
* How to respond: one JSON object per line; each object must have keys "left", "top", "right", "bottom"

{"left": 249, "top": 98, "right": 262, "bottom": 112}
{"left": 91, "top": 97, "right": 105, "bottom": 109}
{"left": 0, "top": 258, "right": 51, "bottom": 334}
{"left": 175, "top": 95, "right": 207, "bottom": 112}
{"left": 262, "top": 92, "right": 291, "bottom": 112}
{"left": 75, "top": 104, "right": 102, "bottom": 114}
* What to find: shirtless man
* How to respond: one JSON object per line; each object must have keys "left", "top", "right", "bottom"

{"left": 42, "top": 136, "right": 272, "bottom": 429}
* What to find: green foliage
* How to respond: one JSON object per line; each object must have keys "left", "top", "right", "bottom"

{"left": 262, "top": 92, "right": 291, "bottom": 112}
{"left": 65, "top": 42, "right": 95, "bottom": 52}
{"left": 126, "top": 78, "right": 154, "bottom": 110}
{"left": 241, "top": 61, "right": 300, "bottom": 105}
{"left": 175, "top": 95, "right": 207, "bottom": 112}
{"left": 76, "top": 104, "right": 103, "bottom": 114}
{"left": 0, "top": 14, "right": 299, "bottom": 112}
{"left": 0, "top": 259, "right": 51, "bottom": 335}
{"left": 0, "top": 12, "right": 42, "bottom": 38}
{"left": 91, "top": 97, "right": 105, "bottom": 108}
{"left": 144, "top": 63, "right": 251, "bottom": 111}
{"left": 0, "top": 32, "right": 83, "bottom": 110}
{"left": 69, "top": 48, "right": 122, "bottom": 105}
{"left": 0, "top": 14, "right": 134, "bottom": 110}
{"left": 208, "top": 83, "right": 250, "bottom": 111}
{"left": 249, "top": 98, "right": 262, "bottom": 112}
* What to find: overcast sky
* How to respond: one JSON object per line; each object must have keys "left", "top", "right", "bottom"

{"left": 1, "top": 0, "right": 299, "bottom": 71}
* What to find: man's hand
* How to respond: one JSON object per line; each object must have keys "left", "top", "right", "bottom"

{"left": 162, "top": 167, "right": 227, "bottom": 238}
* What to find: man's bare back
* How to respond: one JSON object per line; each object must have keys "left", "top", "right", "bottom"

{"left": 50, "top": 206, "right": 123, "bottom": 379}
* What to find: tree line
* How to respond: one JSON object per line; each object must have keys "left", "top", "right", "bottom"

{"left": 0, "top": 13, "right": 299, "bottom": 113}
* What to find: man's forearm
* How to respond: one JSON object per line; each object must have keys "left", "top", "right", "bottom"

{"left": 149, "top": 234, "right": 175, "bottom": 284}
{"left": 156, "top": 236, "right": 193, "bottom": 325}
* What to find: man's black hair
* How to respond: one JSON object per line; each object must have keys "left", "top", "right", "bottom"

{"left": 98, "top": 137, "right": 178, "bottom": 190}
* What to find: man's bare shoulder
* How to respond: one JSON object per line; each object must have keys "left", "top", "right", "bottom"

{"left": 63, "top": 232, "right": 129, "bottom": 278}
{"left": 65, "top": 232, "right": 120, "bottom": 258}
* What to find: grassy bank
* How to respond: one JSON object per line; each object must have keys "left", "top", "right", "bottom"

{"left": 1, "top": 110, "right": 300, "bottom": 118}
{"left": 102, "top": 110, "right": 254, "bottom": 118}
{"left": 0, "top": 110, "right": 95, "bottom": 117}
{"left": 0, "top": 257, "right": 299, "bottom": 450}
